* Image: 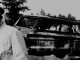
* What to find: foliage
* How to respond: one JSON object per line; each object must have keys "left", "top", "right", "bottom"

{"left": 58, "top": 13, "right": 76, "bottom": 21}
{"left": 37, "top": 12, "right": 39, "bottom": 15}
{"left": 39, "top": 8, "right": 46, "bottom": 16}
{"left": 0, "top": 0, "right": 30, "bottom": 25}
{"left": 31, "top": 13, "right": 33, "bottom": 15}
{"left": 46, "top": 13, "right": 51, "bottom": 16}
{"left": 58, "top": 14, "right": 65, "bottom": 19}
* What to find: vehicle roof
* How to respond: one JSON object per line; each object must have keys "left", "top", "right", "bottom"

{"left": 21, "top": 15, "right": 80, "bottom": 25}
{"left": 21, "top": 15, "right": 52, "bottom": 18}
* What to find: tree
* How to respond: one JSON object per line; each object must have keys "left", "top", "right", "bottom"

{"left": 58, "top": 14, "right": 65, "bottom": 19}
{"left": 70, "top": 16, "right": 76, "bottom": 21}
{"left": 31, "top": 13, "right": 33, "bottom": 15}
{"left": 53, "top": 15, "right": 57, "bottom": 18}
{"left": 37, "top": 12, "right": 39, "bottom": 15}
{"left": 65, "top": 13, "right": 76, "bottom": 21}
{"left": 58, "top": 14, "right": 62, "bottom": 18}
{"left": 46, "top": 13, "right": 51, "bottom": 16}
{"left": 0, "top": 0, "right": 30, "bottom": 25}
{"left": 68, "top": 14, "right": 72, "bottom": 18}
{"left": 39, "top": 8, "right": 46, "bottom": 16}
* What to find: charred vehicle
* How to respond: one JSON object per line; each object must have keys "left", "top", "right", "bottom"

{"left": 14, "top": 15, "right": 80, "bottom": 59}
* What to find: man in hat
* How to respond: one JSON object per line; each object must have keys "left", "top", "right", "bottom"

{"left": 0, "top": 7, "right": 29, "bottom": 60}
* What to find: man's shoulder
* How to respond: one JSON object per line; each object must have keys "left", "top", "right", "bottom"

{"left": 6, "top": 25, "right": 16, "bottom": 30}
{"left": 5, "top": 25, "right": 20, "bottom": 33}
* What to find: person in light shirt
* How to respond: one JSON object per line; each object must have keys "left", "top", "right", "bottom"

{"left": 0, "top": 7, "right": 29, "bottom": 60}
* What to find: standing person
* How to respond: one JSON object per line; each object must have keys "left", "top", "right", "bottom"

{"left": 0, "top": 7, "right": 29, "bottom": 60}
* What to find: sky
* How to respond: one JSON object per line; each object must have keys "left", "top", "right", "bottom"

{"left": 22, "top": 0, "right": 80, "bottom": 20}
{"left": 0, "top": 0, "right": 80, "bottom": 20}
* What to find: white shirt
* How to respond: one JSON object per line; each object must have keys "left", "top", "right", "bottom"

{"left": 0, "top": 22, "right": 29, "bottom": 60}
